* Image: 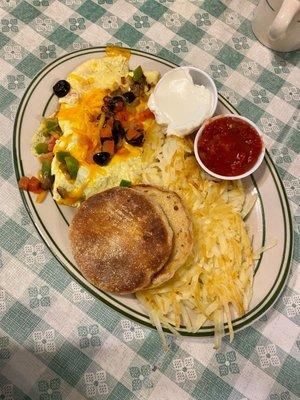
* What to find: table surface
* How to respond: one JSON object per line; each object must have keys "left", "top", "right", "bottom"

{"left": 0, "top": 1, "right": 299, "bottom": 399}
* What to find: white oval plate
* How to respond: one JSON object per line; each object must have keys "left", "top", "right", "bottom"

{"left": 13, "top": 47, "right": 293, "bottom": 336}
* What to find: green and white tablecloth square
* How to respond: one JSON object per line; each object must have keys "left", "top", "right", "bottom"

{"left": 0, "top": 0, "right": 299, "bottom": 399}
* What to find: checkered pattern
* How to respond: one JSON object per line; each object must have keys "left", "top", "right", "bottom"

{"left": 0, "top": 1, "right": 299, "bottom": 399}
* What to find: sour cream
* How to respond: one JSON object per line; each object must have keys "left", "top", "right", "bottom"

{"left": 148, "top": 68, "right": 213, "bottom": 137}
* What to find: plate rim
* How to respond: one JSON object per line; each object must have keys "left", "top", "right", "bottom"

{"left": 13, "top": 46, "right": 294, "bottom": 337}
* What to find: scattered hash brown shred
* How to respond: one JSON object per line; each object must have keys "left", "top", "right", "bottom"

{"left": 137, "top": 126, "right": 255, "bottom": 348}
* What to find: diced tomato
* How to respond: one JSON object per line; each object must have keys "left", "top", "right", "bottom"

{"left": 18, "top": 176, "right": 30, "bottom": 191}
{"left": 19, "top": 176, "right": 43, "bottom": 194}
{"left": 100, "top": 126, "right": 113, "bottom": 140}
{"left": 115, "top": 110, "right": 129, "bottom": 123}
{"left": 137, "top": 108, "right": 155, "bottom": 122}
{"left": 102, "top": 140, "right": 115, "bottom": 156}
{"left": 126, "top": 128, "right": 140, "bottom": 140}
{"left": 27, "top": 177, "right": 43, "bottom": 194}
{"left": 39, "top": 152, "right": 54, "bottom": 162}
{"left": 47, "top": 136, "right": 57, "bottom": 152}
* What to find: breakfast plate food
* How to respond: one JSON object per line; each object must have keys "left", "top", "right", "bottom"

{"left": 14, "top": 46, "right": 293, "bottom": 348}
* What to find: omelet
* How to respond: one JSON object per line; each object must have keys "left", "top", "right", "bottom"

{"left": 49, "top": 48, "right": 160, "bottom": 206}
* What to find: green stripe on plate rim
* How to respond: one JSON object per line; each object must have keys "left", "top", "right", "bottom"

{"left": 13, "top": 47, "right": 293, "bottom": 336}
{"left": 15, "top": 47, "right": 266, "bottom": 323}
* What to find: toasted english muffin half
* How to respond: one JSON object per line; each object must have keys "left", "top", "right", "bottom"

{"left": 134, "top": 185, "right": 194, "bottom": 288}
{"left": 69, "top": 187, "right": 173, "bottom": 294}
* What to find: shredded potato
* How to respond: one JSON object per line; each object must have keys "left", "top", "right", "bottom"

{"left": 137, "top": 129, "right": 255, "bottom": 348}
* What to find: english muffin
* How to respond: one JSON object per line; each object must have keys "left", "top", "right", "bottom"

{"left": 134, "top": 185, "right": 194, "bottom": 287}
{"left": 69, "top": 187, "right": 173, "bottom": 294}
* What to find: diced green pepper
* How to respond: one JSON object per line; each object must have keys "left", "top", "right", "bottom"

{"left": 120, "top": 179, "right": 131, "bottom": 187}
{"left": 133, "top": 66, "right": 144, "bottom": 83}
{"left": 56, "top": 151, "right": 70, "bottom": 162}
{"left": 65, "top": 156, "right": 79, "bottom": 179}
{"left": 45, "top": 119, "right": 59, "bottom": 130}
{"left": 40, "top": 160, "right": 53, "bottom": 190}
{"left": 35, "top": 142, "right": 49, "bottom": 154}
{"left": 42, "top": 118, "right": 62, "bottom": 136}
{"left": 41, "top": 160, "right": 51, "bottom": 178}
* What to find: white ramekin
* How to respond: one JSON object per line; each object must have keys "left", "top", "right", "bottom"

{"left": 194, "top": 114, "right": 265, "bottom": 180}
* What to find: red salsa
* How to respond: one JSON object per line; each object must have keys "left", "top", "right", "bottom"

{"left": 198, "top": 116, "right": 263, "bottom": 177}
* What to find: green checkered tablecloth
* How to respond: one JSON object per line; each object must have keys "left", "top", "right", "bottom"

{"left": 0, "top": 0, "right": 299, "bottom": 399}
